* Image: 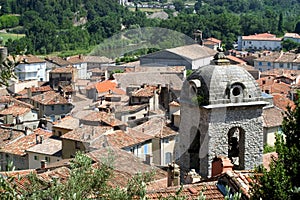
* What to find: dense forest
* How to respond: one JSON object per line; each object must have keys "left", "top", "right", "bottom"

{"left": 0, "top": 0, "right": 299, "bottom": 56}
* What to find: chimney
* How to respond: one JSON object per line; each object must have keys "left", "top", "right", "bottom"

{"left": 184, "top": 169, "right": 201, "bottom": 184}
{"left": 167, "top": 162, "right": 180, "bottom": 187}
{"left": 9, "top": 128, "right": 13, "bottom": 140}
{"left": 36, "top": 134, "right": 39, "bottom": 144}
{"left": 41, "top": 160, "right": 47, "bottom": 169}
{"left": 39, "top": 135, "right": 44, "bottom": 144}
{"left": 27, "top": 87, "right": 32, "bottom": 98}
{"left": 211, "top": 156, "right": 233, "bottom": 177}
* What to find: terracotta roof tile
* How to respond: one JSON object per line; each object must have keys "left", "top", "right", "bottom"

{"left": 262, "top": 106, "right": 283, "bottom": 127}
{"left": 10, "top": 54, "right": 45, "bottom": 64}
{"left": 46, "top": 56, "right": 72, "bottom": 66}
{"left": 95, "top": 80, "right": 118, "bottom": 94}
{"left": 60, "top": 125, "right": 112, "bottom": 142}
{"left": 0, "top": 128, "right": 25, "bottom": 147}
{"left": 31, "top": 91, "right": 70, "bottom": 105}
{"left": 81, "top": 111, "right": 126, "bottom": 127}
{"left": 50, "top": 66, "right": 75, "bottom": 73}
{"left": 203, "top": 37, "right": 222, "bottom": 45}
{"left": 26, "top": 138, "right": 61, "bottom": 156}
{"left": 131, "top": 86, "right": 156, "bottom": 97}
{"left": 52, "top": 116, "right": 80, "bottom": 130}
{"left": 242, "top": 33, "right": 281, "bottom": 41}
{"left": 0, "top": 129, "right": 53, "bottom": 156}
{"left": 145, "top": 181, "right": 223, "bottom": 199}
{"left": 272, "top": 94, "right": 295, "bottom": 111}
{"left": 0, "top": 105, "right": 31, "bottom": 116}
{"left": 87, "top": 147, "right": 167, "bottom": 188}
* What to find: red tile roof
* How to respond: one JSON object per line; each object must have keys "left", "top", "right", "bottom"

{"left": 145, "top": 181, "right": 223, "bottom": 199}
{"left": 0, "top": 129, "right": 53, "bottom": 156}
{"left": 11, "top": 54, "right": 45, "bottom": 64}
{"left": 257, "top": 77, "right": 291, "bottom": 95}
{"left": 272, "top": 93, "right": 295, "bottom": 111}
{"left": 81, "top": 111, "right": 126, "bottom": 127}
{"left": 131, "top": 86, "right": 156, "bottom": 97}
{"left": 50, "top": 66, "right": 75, "bottom": 73}
{"left": 95, "top": 80, "right": 117, "bottom": 93}
{"left": 262, "top": 106, "right": 283, "bottom": 127}
{"left": 0, "top": 128, "right": 25, "bottom": 147}
{"left": 0, "top": 105, "right": 31, "bottom": 116}
{"left": 203, "top": 37, "right": 222, "bottom": 45}
{"left": 31, "top": 91, "right": 70, "bottom": 105}
{"left": 242, "top": 33, "right": 281, "bottom": 41}
{"left": 60, "top": 125, "right": 112, "bottom": 142}
{"left": 226, "top": 55, "right": 247, "bottom": 65}
{"left": 16, "top": 86, "right": 53, "bottom": 98}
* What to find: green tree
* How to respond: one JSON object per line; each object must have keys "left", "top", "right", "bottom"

{"left": 251, "top": 92, "right": 300, "bottom": 199}
{"left": 282, "top": 39, "right": 299, "bottom": 52}
{"left": 173, "top": 0, "right": 184, "bottom": 12}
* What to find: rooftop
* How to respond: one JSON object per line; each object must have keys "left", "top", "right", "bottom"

{"left": 131, "top": 85, "right": 156, "bottom": 97}
{"left": 114, "top": 72, "right": 183, "bottom": 91}
{"left": 81, "top": 111, "right": 126, "bottom": 127}
{"left": 166, "top": 44, "right": 217, "bottom": 60}
{"left": 12, "top": 54, "right": 45, "bottom": 64}
{"left": 90, "top": 129, "right": 152, "bottom": 149}
{"left": 52, "top": 116, "right": 80, "bottom": 130}
{"left": 87, "top": 147, "right": 167, "bottom": 187}
{"left": 0, "top": 105, "right": 31, "bottom": 116}
{"left": 60, "top": 125, "right": 112, "bottom": 142}
{"left": 0, "top": 128, "right": 25, "bottom": 147}
{"left": 45, "top": 56, "right": 72, "bottom": 66}
{"left": 31, "top": 91, "right": 71, "bottom": 105}
{"left": 26, "top": 138, "right": 62, "bottom": 156}
{"left": 50, "top": 66, "right": 75, "bottom": 73}
{"left": 262, "top": 106, "right": 283, "bottom": 128}
{"left": 242, "top": 33, "right": 282, "bottom": 41}
{"left": 0, "top": 128, "right": 53, "bottom": 156}
{"left": 145, "top": 181, "right": 223, "bottom": 199}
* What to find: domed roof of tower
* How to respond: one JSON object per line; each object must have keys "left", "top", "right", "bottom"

{"left": 181, "top": 53, "right": 262, "bottom": 106}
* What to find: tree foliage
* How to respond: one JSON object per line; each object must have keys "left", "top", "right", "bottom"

{"left": 251, "top": 92, "right": 300, "bottom": 199}
{"left": 0, "top": 151, "right": 158, "bottom": 200}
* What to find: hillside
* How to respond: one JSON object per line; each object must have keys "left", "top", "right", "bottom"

{"left": 0, "top": 0, "right": 299, "bottom": 56}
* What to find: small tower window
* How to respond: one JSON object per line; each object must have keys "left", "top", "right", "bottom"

{"left": 232, "top": 87, "right": 241, "bottom": 96}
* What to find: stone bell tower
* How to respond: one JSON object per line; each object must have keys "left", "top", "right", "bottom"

{"left": 176, "top": 52, "right": 267, "bottom": 179}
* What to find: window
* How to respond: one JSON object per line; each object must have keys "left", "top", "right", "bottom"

{"left": 45, "top": 157, "right": 50, "bottom": 162}
{"left": 267, "top": 62, "right": 271, "bottom": 66}
{"left": 279, "top": 63, "right": 284, "bottom": 68}
{"left": 58, "top": 131, "right": 62, "bottom": 137}
{"left": 163, "top": 138, "right": 169, "bottom": 143}
{"left": 128, "top": 116, "right": 136, "bottom": 120}
{"left": 298, "top": 66, "right": 300, "bottom": 70}
{"left": 259, "top": 62, "right": 262, "bottom": 66}
{"left": 262, "top": 80, "right": 266, "bottom": 85}
{"left": 232, "top": 87, "right": 241, "bottom": 96}
{"left": 51, "top": 106, "right": 54, "bottom": 111}
{"left": 34, "top": 155, "right": 39, "bottom": 160}
{"left": 61, "top": 105, "right": 65, "bottom": 110}
{"left": 75, "top": 141, "right": 81, "bottom": 149}
{"left": 287, "top": 63, "right": 290, "bottom": 69}
{"left": 144, "top": 145, "right": 148, "bottom": 154}
{"left": 165, "top": 152, "right": 172, "bottom": 164}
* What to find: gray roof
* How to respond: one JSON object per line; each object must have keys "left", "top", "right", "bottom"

{"left": 166, "top": 44, "right": 217, "bottom": 60}
{"left": 52, "top": 116, "right": 80, "bottom": 130}
{"left": 114, "top": 72, "right": 183, "bottom": 90}
{"left": 26, "top": 138, "right": 62, "bottom": 156}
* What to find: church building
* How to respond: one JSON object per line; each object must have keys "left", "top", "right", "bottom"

{"left": 177, "top": 52, "right": 267, "bottom": 179}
